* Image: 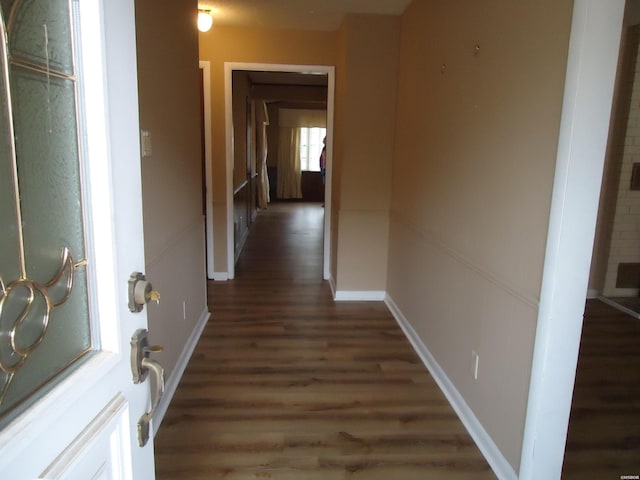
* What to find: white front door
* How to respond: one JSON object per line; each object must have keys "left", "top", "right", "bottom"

{"left": 0, "top": 0, "right": 158, "bottom": 478}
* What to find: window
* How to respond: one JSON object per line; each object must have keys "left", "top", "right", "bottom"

{"left": 299, "top": 127, "right": 326, "bottom": 171}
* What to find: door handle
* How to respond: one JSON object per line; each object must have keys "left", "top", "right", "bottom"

{"left": 137, "top": 357, "right": 164, "bottom": 447}
{"left": 130, "top": 329, "right": 165, "bottom": 447}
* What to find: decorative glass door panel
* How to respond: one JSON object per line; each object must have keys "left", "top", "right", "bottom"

{"left": 0, "top": 0, "right": 93, "bottom": 427}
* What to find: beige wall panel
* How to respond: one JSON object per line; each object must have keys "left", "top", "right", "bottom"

{"left": 333, "top": 14, "right": 400, "bottom": 290}
{"left": 391, "top": 0, "right": 571, "bottom": 298}
{"left": 136, "top": 0, "right": 205, "bottom": 261}
{"left": 145, "top": 224, "right": 207, "bottom": 379}
{"left": 388, "top": 0, "right": 573, "bottom": 472}
{"left": 336, "top": 210, "right": 390, "bottom": 292}
{"left": 387, "top": 215, "right": 536, "bottom": 468}
{"left": 135, "top": 0, "right": 208, "bottom": 376}
{"left": 340, "top": 15, "right": 399, "bottom": 212}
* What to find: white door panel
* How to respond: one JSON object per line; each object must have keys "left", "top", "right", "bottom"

{"left": 0, "top": 0, "right": 157, "bottom": 478}
{"left": 39, "top": 394, "right": 131, "bottom": 480}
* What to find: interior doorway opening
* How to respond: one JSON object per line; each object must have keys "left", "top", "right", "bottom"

{"left": 589, "top": 1, "right": 640, "bottom": 318}
{"left": 223, "top": 63, "right": 335, "bottom": 280}
{"left": 199, "top": 61, "right": 214, "bottom": 279}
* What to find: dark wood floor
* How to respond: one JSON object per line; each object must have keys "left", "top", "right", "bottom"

{"left": 154, "top": 202, "right": 495, "bottom": 479}
{"left": 562, "top": 299, "right": 640, "bottom": 479}
{"left": 155, "top": 202, "right": 640, "bottom": 479}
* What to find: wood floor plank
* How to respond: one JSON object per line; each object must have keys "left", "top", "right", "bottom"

{"left": 154, "top": 203, "right": 495, "bottom": 479}
{"left": 562, "top": 298, "right": 640, "bottom": 478}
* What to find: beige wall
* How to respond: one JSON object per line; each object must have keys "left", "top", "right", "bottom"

{"left": 334, "top": 14, "right": 400, "bottom": 292}
{"left": 198, "top": 26, "right": 336, "bottom": 273}
{"left": 135, "top": 0, "right": 207, "bottom": 377}
{"left": 387, "top": 0, "right": 573, "bottom": 472}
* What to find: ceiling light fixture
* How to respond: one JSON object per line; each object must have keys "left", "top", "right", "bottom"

{"left": 197, "top": 9, "right": 213, "bottom": 32}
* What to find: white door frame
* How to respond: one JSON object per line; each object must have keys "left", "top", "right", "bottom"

{"left": 223, "top": 62, "right": 335, "bottom": 280}
{"left": 519, "top": 1, "right": 625, "bottom": 478}
{"left": 200, "top": 61, "right": 215, "bottom": 279}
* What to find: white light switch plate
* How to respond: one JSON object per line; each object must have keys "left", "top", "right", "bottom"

{"left": 141, "top": 129, "right": 152, "bottom": 157}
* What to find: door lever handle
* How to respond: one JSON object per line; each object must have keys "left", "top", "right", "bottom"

{"left": 137, "top": 357, "right": 165, "bottom": 447}
{"left": 130, "top": 328, "right": 165, "bottom": 446}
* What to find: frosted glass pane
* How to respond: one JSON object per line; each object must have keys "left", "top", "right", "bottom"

{"left": 0, "top": 0, "right": 92, "bottom": 427}
{"left": 0, "top": 270, "right": 91, "bottom": 408}
{"left": 0, "top": 16, "right": 20, "bottom": 283}
{"left": 8, "top": 0, "right": 74, "bottom": 75}
{"left": 12, "top": 66, "right": 85, "bottom": 283}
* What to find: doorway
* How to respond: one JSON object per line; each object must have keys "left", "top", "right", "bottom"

{"left": 223, "top": 63, "right": 335, "bottom": 280}
{"left": 519, "top": 1, "right": 626, "bottom": 478}
{"left": 560, "top": 4, "right": 640, "bottom": 476}
{"left": 199, "top": 61, "right": 214, "bottom": 279}
{"left": 589, "top": 3, "right": 640, "bottom": 317}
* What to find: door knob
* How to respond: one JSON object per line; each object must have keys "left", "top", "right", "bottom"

{"left": 128, "top": 272, "right": 160, "bottom": 312}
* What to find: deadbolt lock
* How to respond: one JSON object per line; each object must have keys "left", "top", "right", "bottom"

{"left": 128, "top": 272, "right": 161, "bottom": 313}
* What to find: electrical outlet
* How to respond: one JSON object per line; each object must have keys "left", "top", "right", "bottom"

{"left": 472, "top": 350, "right": 479, "bottom": 380}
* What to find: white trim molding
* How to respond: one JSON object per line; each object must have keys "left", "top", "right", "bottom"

{"left": 212, "top": 272, "right": 229, "bottom": 281}
{"left": 153, "top": 307, "right": 210, "bottom": 432}
{"left": 199, "top": 61, "right": 215, "bottom": 280}
{"left": 223, "top": 65, "right": 235, "bottom": 279}
{"left": 329, "top": 275, "right": 337, "bottom": 299}
{"left": 519, "top": 2, "right": 625, "bottom": 479}
{"left": 334, "top": 290, "right": 386, "bottom": 301}
{"left": 385, "top": 295, "right": 517, "bottom": 480}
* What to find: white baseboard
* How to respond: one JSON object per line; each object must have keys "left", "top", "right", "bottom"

{"left": 212, "top": 272, "right": 229, "bottom": 281}
{"left": 384, "top": 294, "right": 517, "bottom": 480}
{"left": 334, "top": 290, "right": 386, "bottom": 301}
{"left": 153, "top": 306, "right": 210, "bottom": 433}
{"left": 598, "top": 295, "right": 640, "bottom": 320}
{"left": 586, "top": 289, "right": 599, "bottom": 299}
{"left": 328, "top": 277, "right": 385, "bottom": 302}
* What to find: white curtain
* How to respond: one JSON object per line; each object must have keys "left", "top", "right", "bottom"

{"left": 277, "top": 128, "right": 302, "bottom": 199}
{"left": 257, "top": 122, "right": 270, "bottom": 208}
{"left": 257, "top": 102, "right": 270, "bottom": 208}
{"left": 276, "top": 108, "right": 326, "bottom": 199}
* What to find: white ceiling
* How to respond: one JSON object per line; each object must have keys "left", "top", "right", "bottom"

{"left": 199, "top": 0, "right": 413, "bottom": 31}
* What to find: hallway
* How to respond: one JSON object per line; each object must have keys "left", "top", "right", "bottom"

{"left": 154, "top": 203, "right": 495, "bottom": 479}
